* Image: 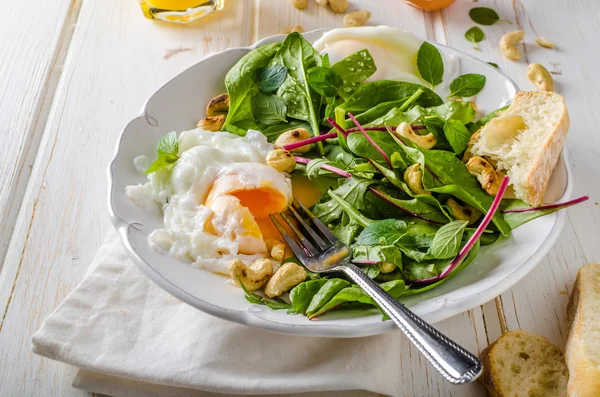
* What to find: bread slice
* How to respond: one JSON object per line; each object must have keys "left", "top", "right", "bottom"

{"left": 471, "top": 91, "right": 569, "bottom": 206}
{"left": 565, "top": 263, "right": 600, "bottom": 397}
{"left": 480, "top": 330, "right": 568, "bottom": 397}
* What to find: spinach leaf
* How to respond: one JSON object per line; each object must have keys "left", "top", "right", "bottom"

{"left": 332, "top": 212, "right": 364, "bottom": 245}
{"left": 369, "top": 101, "right": 476, "bottom": 128}
{"left": 312, "top": 177, "right": 375, "bottom": 225}
{"left": 347, "top": 129, "right": 400, "bottom": 164}
{"left": 465, "top": 27, "right": 485, "bottom": 50}
{"left": 255, "top": 65, "right": 288, "bottom": 93}
{"left": 224, "top": 42, "right": 282, "bottom": 129}
{"left": 305, "top": 278, "right": 351, "bottom": 316}
{"left": 356, "top": 219, "right": 408, "bottom": 245}
{"left": 331, "top": 49, "right": 377, "bottom": 99}
{"left": 448, "top": 74, "right": 486, "bottom": 98}
{"left": 342, "top": 98, "right": 410, "bottom": 129}
{"left": 487, "top": 62, "right": 499, "bottom": 69}
{"left": 417, "top": 42, "right": 444, "bottom": 88}
{"left": 469, "top": 7, "right": 511, "bottom": 26}
{"left": 146, "top": 132, "right": 179, "bottom": 174}
{"left": 306, "top": 158, "right": 331, "bottom": 180}
{"left": 353, "top": 245, "right": 403, "bottom": 267}
{"left": 443, "top": 119, "right": 472, "bottom": 154}
{"left": 262, "top": 120, "right": 312, "bottom": 141}
{"left": 238, "top": 277, "right": 292, "bottom": 310}
{"left": 269, "top": 33, "right": 322, "bottom": 142}
{"left": 307, "top": 66, "right": 342, "bottom": 97}
{"left": 289, "top": 279, "right": 328, "bottom": 314}
{"left": 341, "top": 80, "right": 443, "bottom": 114}
{"left": 251, "top": 93, "right": 287, "bottom": 125}
{"left": 476, "top": 105, "right": 509, "bottom": 127}
{"left": 328, "top": 190, "right": 374, "bottom": 228}
{"left": 427, "top": 220, "right": 468, "bottom": 259}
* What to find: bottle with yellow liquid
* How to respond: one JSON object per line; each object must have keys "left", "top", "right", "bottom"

{"left": 139, "top": 0, "right": 224, "bottom": 24}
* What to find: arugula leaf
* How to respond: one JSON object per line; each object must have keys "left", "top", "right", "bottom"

{"left": 312, "top": 177, "right": 375, "bottom": 225}
{"left": 443, "top": 119, "right": 472, "bottom": 154}
{"left": 427, "top": 220, "right": 468, "bottom": 259}
{"left": 417, "top": 42, "right": 444, "bottom": 88}
{"left": 146, "top": 132, "right": 179, "bottom": 174}
{"left": 465, "top": 27, "right": 485, "bottom": 50}
{"left": 224, "top": 42, "right": 282, "bottom": 130}
{"left": 341, "top": 80, "right": 443, "bottom": 114}
{"left": 469, "top": 7, "right": 511, "bottom": 26}
{"left": 251, "top": 92, "right": 287, "bottom": 125}
{"left": 332, "top": 212, "right": 364, "bottom": 245}
{"left": 307, "top": 66, "right": 342, "bottom": 97}
{"left": 306, "top": 158, "right": 331, "bottom": 180}
{"left": 289, "top": 279, "right": 328, "bottom": 314}
{"left": 255, "top": 65, "right": 288, "bottom": 93}
{"left": 328, "top": 190, "right": 374, "bottom": 228}
{"left": 331, "top": 49, "right": 377, "bottom": 99}
{"left": 305, "top": 278, "right": 351, "bottom": 316}
{"left": 448, "top": 74, "right": 486, "bottom": 98}
{"left": 356, "top": 219, "right": 408, "bottom": 245}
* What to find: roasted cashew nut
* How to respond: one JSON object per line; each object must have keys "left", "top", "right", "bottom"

{"left": 206, "top": 93, "right": 229, "bottom": 117}
{"left": 378, "top": 262, "right": 396, "bottom": 274}
{"left": 229, "top": 258, "right": 274, "bottom": 291}
{"left": 316, "top": 0, "right": 328, "bottom": 7}
{"left": 500, "top": 30, "right": 524, "bottom": 61}
{"left": 266, "top": 239, "right": 287, "bottom": 261}
{"left": 446, "top": 198, "right": 482, "bottom": 225}
{"left": 403, "top": 163, "right": 431, "bottom": 196}
{"left": 274, "top": 128, "right": 312, "bottom": 153}
{"left": 264, "top": 262, "right": 307, "bottom": 298}
{"left": 396, "top": 122, "right": 437, "bottom": 149}
{"left": 197, "top": 114, "right": 225, "bottom": 132}
{"left": 343, "top": 10, "right": 371, "bottom": 27}
{"left": 329, "top": 0, "right": 349, "bottom": 13}
{"left": 462, "top": 129, "right": 481, "bottom": 163}
{"left": 527, "top": 63, "right": 554, "bottom": 91}
{"left": 536, "top": 36, "right": 555, "bottom": 49}
{"left": 466, "top": 156, "right": 501, "bottom": 196}
{"left": 290, "top": 0, "right": 308, "bottom": 10}
{"left": 266, "top": 149, "right": 296, "bottom": 173}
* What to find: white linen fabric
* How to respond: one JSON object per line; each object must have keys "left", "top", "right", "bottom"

{"left": 32, "top": 230, "right": 406, "bottom": 397}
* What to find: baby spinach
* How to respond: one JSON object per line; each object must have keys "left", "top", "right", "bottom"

{"left": 443, "top": 119, "right": 472, "bottom": 154}
{"left": 332, "top": 212, "right": 364, "bottom": 245}
{"left": 469, "top": 7, "right": 511, "bottom": 26}
{"left": 312, "top": 177, "right": 375, "bottom": 225}
{"left": 417, "top": 42, "right": 444, "bottom": 89}
{"left": 331, "top": 49, "right": 377, "bottom": 99}
{"left": 255, "top": 65, "right": 288, "bottom": 93}
{"left": 356, "top": 219, "right": 408, "bottom": 246}
{"left": 465, "top": 27, "right": 485, "bottom": 50}
{"left": 224, "top": 42, "right": 282, "bottom": 131}
{"left": 305, "top": 278, "right": 351, "bottom": 316}
{"left": 353, "top": 244, "right": 403, "bottom": 267}
{"left": 251, "top": 92, "right": 287, "bottom": 125}
{"left": 307, "top": 66, "right": 342, "bottom": 97}
{"left": 347, "top": 129, "right": 400, "bottom": 164}
{"left": 289, "top": 278, "right": 328, "bottom": 314}
{"left": 328, "top": 190, "right": 374, "bottom": 228}
{"left": 427, "top": 220, "right": 468, "bottom": 259}
{"left": 448, "top": 74, "right": 486, "bottom": 98}
{"left": 146, "top": 131, "right": 179, "bottom": 174}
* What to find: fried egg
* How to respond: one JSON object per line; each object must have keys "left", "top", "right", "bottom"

{"left": 313, "top": 26, "right": 458, "bottom": 94}
{"left": 126, "top": 129, "right": 292, "bottom": 274}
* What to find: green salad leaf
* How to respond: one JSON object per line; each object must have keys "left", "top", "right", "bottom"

{"left": 417, "top": 42, "right": 444, "bottom": 88}
{"left": 331, "top": 49, "right": 377, "bottom": 99}
{"left": 255, "top": 65, "right": 288, "bottom": 93}
{"left": 356, "top": 219, "right": 408, "bottom": 245}
{"left": 465, "top": 27, "right": 485, "bottom": 50}
{"left": 448, "top": 74, "right": 486, "bottom": 98}
{"left": 289, "top": 279, "right": 328, "bottom": 314}
{"left": 488, "top": 62, "right": 499, "bottom": 69}
{"left": 427, "top": 220, "right": 468, "bottom": 259}
{"left": 146, "top": 131, "right": 179, "bottom": 174}
{"left": 251, "top": 92, "right": 287, "bottom": 125}
{"left": 469, "top": 7, "right": 511, "bottom": 26}
{"left": 305, "top": 278, "right": 351, "bottom": 316}
{"left": 307, "top": 66, "right": 343, "bottom": 97}
{"left": 312, "top": 177, "right": 375, "bottom": 225}
{"left": 443, "top": 119, "right": 472, "bottom": 154}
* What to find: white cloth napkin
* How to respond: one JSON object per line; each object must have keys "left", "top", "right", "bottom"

{"left": 32, "top": 230, "right": 408, "bottom": 397}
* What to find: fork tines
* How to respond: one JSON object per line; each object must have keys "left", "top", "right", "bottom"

{"left": 269, "top": 197, "right": 338, "bottom": 260}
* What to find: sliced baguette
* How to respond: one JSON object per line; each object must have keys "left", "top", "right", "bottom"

{"left": 565, "top": 263, "right": 600, "bottom": 397}
{"left": 480, "top": 330, "right": 568, "bottom": 397}
{"left": 471, "top": 91, "right": 569, "bottom": 206}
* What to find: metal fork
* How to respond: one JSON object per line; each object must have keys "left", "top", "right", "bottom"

{"left": 270, "top": 198, "right": 483, "bottom": 385}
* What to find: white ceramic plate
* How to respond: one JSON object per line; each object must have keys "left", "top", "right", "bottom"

{"left": 108, "top": 29, "right": 571, "bottom": 337}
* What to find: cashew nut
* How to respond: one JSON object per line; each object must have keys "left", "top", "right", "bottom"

{"left": 197, "top": 114, "right": 225, "bottom": 132}
{"left": 378, "top": 262, "right": 396, "bottom": 274}
{"left": 264, "top": 262, "right": 307, "bottom": 298}
{"left": 290, "top": 0, "right": 308, "bottom": 9}
{"left": 343, "top": 10, "right": 371, "bottom": 27}
{"left": 466, "top": 156, "right": 501, "bottom": 196}
{"left": 274, "top": 128, "right": 312, "bottom": 153}
{"left": 329, "top": 0, "right": 349, "bottom": 13}
{"left": 266, "top": 149, "right": 296, "bottom": 173}
{"left": 462, "top": 129, "right": 481, "bottom": 163}
{"left": 527, "top": 63, "right": 554, "bottom": 91}
{"left": 266, "top": 239, "right": 287, "bottom": 261}
{"left": 228, "top": 258, "right": 274, "bottom": 291}
{"left": 446, "top": 198, "right": 482, "bottom": 225}
{"left": 500, "top": 30, "right": 524, "bottom": 61}
{"left": 536, "top": 36, "right": 555, "bottom": 49}
{"left": 206, "top": 93, "right": 229, "bottom": 117}
{"left": 403, "top": 163, "right": 431, "bottom": 196}
{"left": 316, "top": 0, "right": 328, "bottom": 6}
{"left": 396, "top": 122, "right": 437, "bottom": 149}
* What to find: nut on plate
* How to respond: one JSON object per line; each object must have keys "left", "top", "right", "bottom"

{"left": 466, "top": 156, "right": 501, "bottom": 196}
{"left": 197, "top": 114, "right": 225, "bottom": 131}
{"left": 228, "top": 258, "right": 274, "bottom": 291}
{"left": 378, "top": 262, "right": 396, "bottom": 273}
{"left": 343, "top": 10, "right": 371, "bottom": 28}
{"left": 446, "top": 198, "right": 482, "bottom": 225}
{"left": 290, "top": 0, "right": 308, "bottom": 10}
{"left": 499, "top": 30, "right": 524, "bottom": 61}
{"left": 527, "top": 63, "right": 554, "bottom": 91}
{"left": 264, "top": 262, "right": 307, "bottom": 298}
{"left": 403, "top": 163, "right": 430, "bottom": 196}
{"left": 266, "top": 149, "right": 296, "bottom": 173}
{"left": 396, "top": 122, "right": 437, "bottom": 149}
{"left": 535, "top": 36, "right": 555, "bottom": 49}
{"left": 206, "top": 93, "right": 229, "bottom": 117}
{"left": 274, "top": 128, "right": 312, "bottom": 153}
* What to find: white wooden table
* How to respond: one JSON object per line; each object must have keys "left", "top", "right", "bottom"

{"left": 0, "top": 0, "right": 598, "bottom": 395}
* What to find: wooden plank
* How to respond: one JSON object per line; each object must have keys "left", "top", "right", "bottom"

{"left": 0, "top": 1, "right": 252, "bottom": 396}
{"left": 0, "top": 0, "right": 77, "bottom": 267}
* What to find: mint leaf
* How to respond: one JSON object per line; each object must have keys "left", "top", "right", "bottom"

{"left": 251, "top": 92, "right": 287, "bottom": 125}
{"left": 443, "top": 119, "right": 472, "bottom": 154}
{"left": 157, "top": 131, "right": 178, "bottom": 156}
{"left": 427, "top": 220, "right": 468, "bottom": 259}
{"left": 465, "top": 26, "right": 485, "bottom": 50}
{"left": 255, "top": 65, "right": 288, "bottom": 93}
{"left": 145, "top": 154, "right": 178, "bottom": 174}
{"left": 469, "top": 7, "right": 511, "bottom": 26}
{"left": 448, "top": 74, "right": 486, "bottom": 98}
{"left": 417, "top": 42, "right": 444, "bottom": 89}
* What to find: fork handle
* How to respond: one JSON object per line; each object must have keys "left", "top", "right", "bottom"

{"left": 339, "top": 263, "right": 483, "bottom": 384}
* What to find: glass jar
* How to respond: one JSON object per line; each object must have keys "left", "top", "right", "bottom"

{"left": 139, "top": 0, "right": 224, "bottom": 24}
{"left": 405, "top": 0, "right": 455, "bottom": 11}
